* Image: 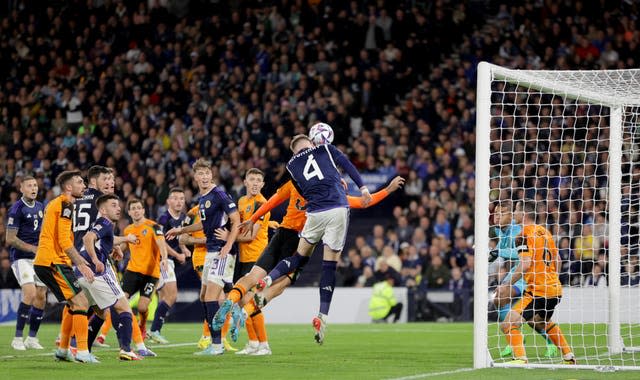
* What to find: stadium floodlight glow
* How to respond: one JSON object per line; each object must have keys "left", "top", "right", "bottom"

{"left": 475, "top": 62, "right": 640, "bottom": 371}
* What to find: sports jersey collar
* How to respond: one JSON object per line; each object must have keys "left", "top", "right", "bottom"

{"left": 200, "top": 184, "right": 217, "bottom": 197}
{"left": 20, "top": 197, "right": 36, "bottom": 208}
{"left": 168, "top": 209, "right": 183, "bottom": 220}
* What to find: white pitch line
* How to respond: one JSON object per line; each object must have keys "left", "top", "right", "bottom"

{"left": 385, "top": 368, "right": 475, "bottom": 380}
{"left": 0, "top": 342, "right": 195, "bottom": 360}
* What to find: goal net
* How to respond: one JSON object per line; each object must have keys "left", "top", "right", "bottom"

{"left": 474, "top": 62, "right": 640, "bottom": 371}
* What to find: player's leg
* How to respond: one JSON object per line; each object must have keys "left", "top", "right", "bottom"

{"left": 12, "top": 281, "right": 35, "bottom": 350}
{"left": 11, "top": 259, "right": 44, "bottom": 350}
{"left": 112, "top": 296, "right": 141, "bottom": 360}
{"left": 121, "top": 272, "right": 156, "bottom": 357}
{"left": 259, "top": 235, "right": 315, "bottom": 289}
{"left": 136, "top": 276, "right": 157, "bottom": 339}
{"left": 24, "top": 284, "right": 47, "bottom": 349}
{"left": 493, "top": 283, "right": 520, "bottom": 357}
{"left": 87, "top": 307, "right": 106, "bottom": 352}
{"left": 150, "top": 263, "right": 176, "bottom": 344}
{"left": 500, "top": 294, "right": 530, "bottom": 363}
{"left": 96, "top": 312, "right": 111, "bottom": 347}
{"left": 530, "top": 297, "right": 575, "bottom": 364}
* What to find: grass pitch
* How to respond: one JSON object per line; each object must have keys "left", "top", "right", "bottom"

{"left": 0, "top": 322, "right": 635, "bottom": 379}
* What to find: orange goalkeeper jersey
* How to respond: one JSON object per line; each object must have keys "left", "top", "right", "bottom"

{"left": 185, "top": 205, "right": 206, "bottom": 269}
{"left": 517, "top": 224, "right": 562, "bottom": 298}
{"left": 34, "top": 194, "right": 75, "bottom": 267}
{"left": 124, "top": 218, "right": 164, "bottom": 278}
{"left": 238, "top": 193, "right": 270, "bottom": 263}
{"left": 250, "top": 180, "right": 390, "bottom": 233}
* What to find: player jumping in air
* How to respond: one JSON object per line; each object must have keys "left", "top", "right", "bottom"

{"left": 7, "top": 176, "right": 46, "bottom": 350}
{"left": 501, "top": 199, "right": 575, "bottom": 365}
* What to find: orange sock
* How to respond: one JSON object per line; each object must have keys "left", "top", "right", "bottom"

{"left": 546, "top": 323, "right": 572, "bottom": 356}
{"left": 252, "top": 311, "right": 268, "bottom": 343}
{"left": 101, "top": 312, "right": 112, "bottom": 336}
{"left": 202, "top": 320, "right": 210, "bottom": 337}
{"left": 71, "top": 310, "right": 89, "bottom": 351}
{"left": 504, "top": 326, "right": 526, "bottom": 359}
{"left": 243, "top": 299, "right": 258, "bottom": 316}
{"left": 221, "top": 313, "right": 231, "bottom": 338}
{"left": 228, "top": 284, "right": 246, "bottom": 304}
{"left": 131, "top": 313, "right": 143, "bottom": 345}
{"left": 139, "top": 310, "right": 148, "bottom": 330}
{"left": 245, "top": 312, "right": 258, "bottom": 341}
{"left": 59, "top": 306, "right": 73, "bottom": 349}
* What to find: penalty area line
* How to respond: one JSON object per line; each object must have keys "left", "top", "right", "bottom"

{"left": 385, "top": 367, "right": 475, "bottom": 380}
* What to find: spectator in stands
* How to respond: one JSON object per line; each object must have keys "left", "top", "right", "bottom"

{"left": 425, "top": 255, "right": 450, "bottom": 289}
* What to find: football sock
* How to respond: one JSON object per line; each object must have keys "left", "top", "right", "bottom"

{"left": 59, "top": 306, "right": 73, "bottom": 349}
{"left": 503, "top": 326, "right": 526, "bottom": 359}
{"left": 151, "top": 301, "right": 171, "bottom": 333}
{"left": 202, "top": 320, "right": 210, "bottom": 337}
{"left": 251, "top": 310, "right": 268, "bottom": 343}
{"left": 131, "top": 313, "right": 144, "bottom": 345}
{"left": 87, "top": 315, "right": 105, "bottom": 352}
{"left": 228, "top": 284, "right": 246, "bottom": 304}
{"left": 28, "top": 306, "right": 44, "bottom": 338}
{"left": 245, "top": 311, "right": 258, "bottom": 341}
{"left": 139, "top": 310, "right": 149, "bottom": 330}
{"left": 15, "top": 302, "right": 30, "bottom": 338}
{"left": 545, "top": 323, "right": 572, "bottom": 355}
{"left": 71, "top": 309, "right": 89, "bottom": 352}
{"left": 268, "top": 253, "right": 306, "bottom": 282}
{"left": 221, "top": 313, "right": 231, "bottom": 338}
{"left": 110, "top": 307, "right": 122, "bottom": 347}
{"left": 101, "top": 311, "right": 112, "bottom": 336}
{"left": 117, "top": 312, "right": 133, "bottom": 352}
{"left": 205, "top": 301, "right": 221, "bottom": 344}
{"left": 319, "top": 260, "right": 337, "bottom": 315}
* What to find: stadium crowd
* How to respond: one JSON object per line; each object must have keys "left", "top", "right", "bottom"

{"left": 0, "top": 0, "right": 639, "bottom": 297}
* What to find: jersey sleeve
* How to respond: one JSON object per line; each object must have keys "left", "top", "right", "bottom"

{"left": 327, "top": 144, "right": 365, "bottom": 188}
{"left": 6, "top": 204, "right": 20, "bottom": 230}
{"left": 347, "top": 189, "right": 389, "bottom": 209}
{"left": 58, "top": 200, "right": 75, "bottom": 251}
{"left": 222, "top": 192, "right": 238, "bottom": 214}
{"left": 152, "top": 223, "right": 164, "bottom": 237}
{"left": 90, "top": 219, "right": 111, "bottom": 240}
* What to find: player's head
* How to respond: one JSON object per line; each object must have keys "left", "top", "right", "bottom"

{"left": 87, "top": 165, "right": 115, "bottom": 194}
{"left": 167, "top": 187, "right": 185, "bottom": 212}
{"left": 244, "top": 168, "right": 265, "bottom": 196}
{"left": 289, "top": 134, "right": 313, "bottom": 154}
{"left": 20, "top": 175, "right": 38, "bottom": 201}
{"left": 515, "top": 198, "right": 536, "bottom": 224}
{"left": 56, "top": 170, "right": 85, "bottom": 198}
{"left": 97, "top": 193, "right": 121, "bottom": 222}
{"left": 493, "top": 200, "right": 513, "bottom": 227}
{"left": 192, "top": 158, "right": 213, "bottom": 191}
{"left": 127, "top": 198, "right": 145, "bottom": 222}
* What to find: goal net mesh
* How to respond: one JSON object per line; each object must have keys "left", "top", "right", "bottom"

{"left": 486, "top": 69, "right": 640, "bottom": 368}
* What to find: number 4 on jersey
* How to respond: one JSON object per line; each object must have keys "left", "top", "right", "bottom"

{"left": 303, "top": 154, "right": 325, "bottom": 181}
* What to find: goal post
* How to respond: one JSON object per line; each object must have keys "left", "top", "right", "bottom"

{"left": 474, "top": 61, "right": 640, "bottom": 370}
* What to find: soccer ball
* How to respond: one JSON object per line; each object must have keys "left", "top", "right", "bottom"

{"left": 309, "top": 122, "right": 334, "bottom": 145}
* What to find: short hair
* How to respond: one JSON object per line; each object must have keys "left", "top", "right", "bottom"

{"left": 495, "top": 199, "right": 513, "bottom": 211}
{"left": 245, "top": 168, "right": 265, "bottom": 179}
{"left": 518, "top": 198, "right": 537, "bottom": 219}
{"left": 169, "top": 187, "right": 184, "bottom": 195}
{"left": 289, "top": 134, "right": 312, "bottom": 152}
{"left": 192, "top": 158, "right": 212, "bottom": 172}
{"left": 127, "top": 198, "right": 143, "bottom": 210}
{"left": 96, "top": 193, "right": 120, "bottom": 209}
{"left": 21, "top": 175, "right": 37, "bottom": 184}
{"left": 56, "top": 170, "right": 82, "bottom": 188}
{"left": 87, "top": 165, "right": 113, "bottom": 181}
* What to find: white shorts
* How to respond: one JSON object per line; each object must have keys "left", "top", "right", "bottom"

{"left": 300, "top": 207, "right": 350, "bottom": 251}
{"left": 11, "top": 259, "right": 45, "bottom": 287}
{"left": 78, "top": 263, "right": 124, "bottom": 310}
{"left": 202, "top": 250, "right": 236, "bottom": 287}
{"left": 157, "top": 259, "right": 176, "bottom": 290}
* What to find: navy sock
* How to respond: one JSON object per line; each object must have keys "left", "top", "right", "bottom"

{"left": 205, "top": 301, "right": 221, "bottom": 344}
{"left": 268, "top": 253, "right": 307, "bottom": 282}
{"left": 28, "top": 307, "right": 44, "bottom": 337}
{"left": 15, "top": 302, "right": 30, "bottom": 338}
{"left": 110, "top": 307, "right": 123, "bottom": 348}
{"left": 319, "top": 260, "right": 337, "bottom": 315}
{"left": 87, "top": 315, "right": 105, "bottom": 352}
{"left": 151, "top": 301, "right": 172, "bottom": 333}
{"left": 117, "top": 312, "right": 133, "bottom": 352}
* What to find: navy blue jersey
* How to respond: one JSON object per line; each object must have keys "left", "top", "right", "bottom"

{"left": 7, "top": 198, "right": 44, "bottom": 261}
{"left": 158, "top": 210, "right": 185, "bottom": 254}
{"left": 199, "top": 186, "right": 238, "bottom": 252}
{"left": 286, "top": 144, "right": 365, "bottom": 213}
{"left": 73, "top": 187, "right": 103, "bottom": 250}
{"left": 79, "top": 216, "right": 114, "bottom": 274}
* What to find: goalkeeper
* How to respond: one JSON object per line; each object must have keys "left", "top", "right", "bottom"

{"left": 490, "top": 200, "right": 557, "bottom": 358}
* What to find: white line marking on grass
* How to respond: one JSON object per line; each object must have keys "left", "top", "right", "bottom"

{"left": 385, "top": 367, "right": 475, "bottom": 380}
{"left": 0, "top": 342, "right": 196, "bottom": 360}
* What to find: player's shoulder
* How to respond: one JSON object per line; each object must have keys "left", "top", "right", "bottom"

{"left": 59, "top": 195, "right": 74, "bottom": 219}
{"left": 256, "top": 193, "right": 268, "bottom": 203}
{"left": 8, "top": 199, "right": 24, "bottom": 214}
{"left": 143, "top": 219, "right": 164, "bottom": 235}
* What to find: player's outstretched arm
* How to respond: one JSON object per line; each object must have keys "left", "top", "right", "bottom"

{"left": 114, "top": 233, "right": 139, "bottom": 245}
{"left": 5, "top": 228, "right": 37, "bottom": 254}
{"left": 178, "top": 234, "right": 206, "bottom": 246}
{"left": 327, "top": 144, "right": 371, "bottom": 205}
{"left": 166, "top": 221, "right": 203, "bottom": 239}
{"left": 348, "top": 176, "right": 405, "bottom": 209}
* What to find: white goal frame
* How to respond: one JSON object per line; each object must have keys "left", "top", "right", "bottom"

{"left": 474, "top": 61, "right": 640, "bottom": 371}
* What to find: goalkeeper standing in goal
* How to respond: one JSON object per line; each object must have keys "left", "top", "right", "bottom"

{"left": 500, "top": 199, "right": 575, "bottom": 365}
{"left": 490, "top": 200, "right": 557, "bottom": 358}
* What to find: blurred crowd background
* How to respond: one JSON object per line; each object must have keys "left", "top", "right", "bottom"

{"left": 0, "top": 0, "right": 638, "bottom": 319}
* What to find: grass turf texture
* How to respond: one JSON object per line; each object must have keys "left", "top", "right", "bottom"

{"left": 0, "top": 322, "right": 636, "bottom": 379}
